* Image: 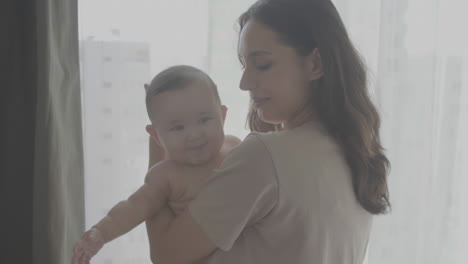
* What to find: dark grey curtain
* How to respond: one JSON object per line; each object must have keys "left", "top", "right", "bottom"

{"left": 1, "top": 0, "right": 37, "bottom": 262}
{"left": 1, "top": 0, "right": 84, "bottom": 263}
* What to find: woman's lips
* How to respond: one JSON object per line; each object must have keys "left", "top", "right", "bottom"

{"left": 253, "top": 97, "right": 270, "bottom": 108}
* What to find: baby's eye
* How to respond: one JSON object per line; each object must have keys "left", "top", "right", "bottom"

{"left": 199, "top": 117, "right": 213, "bottom": 124}
{"left": 257, "top": 63, "right": 272, "bottom": 71}
{"left": 170, "top": 125, "right": 184, "bottom": 131}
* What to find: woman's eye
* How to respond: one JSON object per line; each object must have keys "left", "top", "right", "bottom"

{"left": 257, "top": 63, "right": 272, "bottom": 71}
{"left": 238, "top": 57, "right": 246, "bottom": 70}
{"left": 199, "top": 117, "right": 212, "bottom": 124}
{"left": 170, "top": 125, "right": 184, "bottom": 131}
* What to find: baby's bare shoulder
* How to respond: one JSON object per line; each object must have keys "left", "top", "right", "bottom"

{"left": 146, "top": 160, "right": 207, "bottom": 191}
{"left": 144, "top": 160, "right": 178, "bottom": 185}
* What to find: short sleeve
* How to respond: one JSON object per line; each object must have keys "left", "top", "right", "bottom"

{"left": 188, "top": 133, "right": 279, "bottom": 251}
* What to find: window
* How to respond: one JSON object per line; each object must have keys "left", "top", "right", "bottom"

{"left": 79, "top": 1, "right": 254, "bottom": 263}
{"left": 103, "top": 81, "right": 112, "bottom": 88}
{"left": 79, "top": 1, "right": 468, "bottom": 263}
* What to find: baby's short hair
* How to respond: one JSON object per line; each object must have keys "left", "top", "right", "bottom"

{"left": 145, "top": 65, "right": 221, "bottom": 121}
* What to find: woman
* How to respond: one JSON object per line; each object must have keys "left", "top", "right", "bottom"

{"left": 146, "top": 0, "right": 390, "bottom": 263}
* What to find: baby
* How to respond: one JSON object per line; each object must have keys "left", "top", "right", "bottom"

{"left": 71, "top": 65, "right": 241, "bottom": 264}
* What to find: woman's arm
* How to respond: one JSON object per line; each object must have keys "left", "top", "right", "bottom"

{"left": 146, "top": 205, "right": 216, "bottom": 264}
{"left": 146, "top": 134, "right": 278, "bottom": 263}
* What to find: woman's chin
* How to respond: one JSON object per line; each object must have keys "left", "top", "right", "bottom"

{"left": 258, "top": 112, "right": 282, "bottom": 126}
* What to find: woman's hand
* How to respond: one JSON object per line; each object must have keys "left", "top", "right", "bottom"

{"left": 168, "top": 196, "right": 193, "bottom": 216}
{"left": 144, "top": 83, "right": 166, "bottom": 168}
{"left": 71, "top": 228, "right": 105, "bottom": 264}
{"left": 148, "top": 134, "right": 166, "bottom": 169}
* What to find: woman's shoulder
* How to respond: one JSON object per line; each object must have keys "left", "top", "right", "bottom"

{"left": 226, "top": 121, "right": 335, "bottom": 165}
{"left": 229, "top": 133, "right": 271, "bottom": 159}
{"left": 216, "top": 133, "right": 281, "bottom": 178}
{"left": 231, "top": 130, "right": 300, "bottom": 161}
{"left": 249, "top": 122, "right": 340, "bottom": 157}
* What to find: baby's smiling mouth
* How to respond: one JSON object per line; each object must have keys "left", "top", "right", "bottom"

{"left": 186, "top": 142, "right": 208, "bottom": 151}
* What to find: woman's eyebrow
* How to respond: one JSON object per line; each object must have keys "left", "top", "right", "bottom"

{"left": 248, "top": 50, "right": 272, "bottom": 58}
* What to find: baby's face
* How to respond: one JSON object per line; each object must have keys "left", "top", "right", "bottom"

{"left": 149, "top": 81, "right": 226, "bottom": 165}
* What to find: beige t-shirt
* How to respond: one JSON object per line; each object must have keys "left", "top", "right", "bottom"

{"left": 189, "top": 121, "right": 373, "bottom": 264}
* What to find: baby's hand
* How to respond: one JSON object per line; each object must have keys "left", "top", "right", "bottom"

{"left": 167, "top": 166, "right": 209, "bottom": 215}
{"left": 71, "top": 228, "right": 105, "bottom": 264}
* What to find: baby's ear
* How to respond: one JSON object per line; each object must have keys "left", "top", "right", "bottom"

{"left": 146, "top": 124, "right": 162, "bottom": 146}
{"left": 221, "top": 105, "right": 228, "bottom": 122}
{"left": 144, "top": 83, "right": 150, "bottom": 90}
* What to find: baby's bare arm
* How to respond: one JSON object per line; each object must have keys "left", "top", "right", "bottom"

{"left": 93, "top": 162, "right": 173, "bottom": 243}
{"left": 72, "top": 135, "right": 174, "bottom": 263}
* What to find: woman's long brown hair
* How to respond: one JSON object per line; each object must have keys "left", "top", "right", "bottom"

{"left": 239, "top": 0, "right": 390, "bottom": 214}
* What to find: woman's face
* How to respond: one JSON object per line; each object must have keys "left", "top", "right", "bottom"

{"left": 238, "top": 20, "right": 322, "bottom": 129}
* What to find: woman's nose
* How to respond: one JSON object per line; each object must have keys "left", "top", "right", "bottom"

{"left": 239, "top": 70, "right": 251, "bottom": 91}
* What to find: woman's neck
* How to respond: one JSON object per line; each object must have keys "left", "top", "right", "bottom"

{"left": 282, "top": 109, "right": 318, "bottom": 130}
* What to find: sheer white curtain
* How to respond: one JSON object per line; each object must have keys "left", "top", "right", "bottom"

{"left": 334, "top": 0, "right": 468, "bottom": 263}
{"left": 78, "top": 0, "right": 467, "bottom": 263}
